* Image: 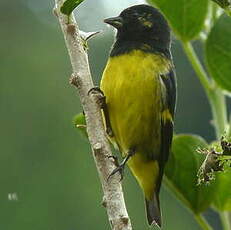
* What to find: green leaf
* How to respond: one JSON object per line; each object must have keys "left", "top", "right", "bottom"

{"left": 60, "top": 0, "right": 84, "bottom": 16}
{"left": 206, "top": 14, "right": 231, "bottom": 92}
{"left": 213, "top": 169, "right": 231, "bottom": 211}
{"left": 148, "top": 0, "right": 208, "bottom": 41}
{"left": 73, "top": 113, "right": 88, "bottom": 139}
{"left": 165, "top": 135, "right": 215, "bottom": 213}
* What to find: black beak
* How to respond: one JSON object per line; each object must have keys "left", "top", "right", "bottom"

{"left": 104, "top": 16, "right": 123, "bottom": 29}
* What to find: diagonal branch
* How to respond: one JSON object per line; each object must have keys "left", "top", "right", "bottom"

{"left": 53, "top": 1, "right": 132, "bottom": 230}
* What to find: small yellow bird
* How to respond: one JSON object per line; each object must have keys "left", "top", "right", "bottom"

{"left": 100, "top": 4, "right": 176, "bottom": 227}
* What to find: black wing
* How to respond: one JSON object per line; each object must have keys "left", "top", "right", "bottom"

{"left": 161, "top": 69, "right": 177, "bottom": 118}
{"left": 157, "top": 69, "right": 177, "bottom": 193}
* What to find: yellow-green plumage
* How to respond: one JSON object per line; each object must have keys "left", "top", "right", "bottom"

{"left": 101, "top": 50, "right": 171, "bottom": 200}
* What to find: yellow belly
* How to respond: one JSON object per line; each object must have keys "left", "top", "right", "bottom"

{"left": 100, "top": 50, "right": 170, "bottom": 198}
{"left": 128, "top": 153, "right": 159, "bottom": 199}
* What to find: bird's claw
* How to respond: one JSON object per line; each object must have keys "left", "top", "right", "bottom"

{"left": 88, "top": 87, "right": 114, "bottom": 137}
{"left": 88, "top": 86, "right": 104, "bottom": 96}
{"left": 107, "top": 164, "right": 125, "bottom": 182}
{"left": 88, "top": 87, "right": 106, "bottom": 108}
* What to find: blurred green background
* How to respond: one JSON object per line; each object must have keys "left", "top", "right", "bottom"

{"left": 0, "top": 0, "right": 220, "bottom": 229}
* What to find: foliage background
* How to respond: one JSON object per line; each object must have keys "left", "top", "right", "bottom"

{"left": 0, "top": 0, "right": 224, "bottom": 229}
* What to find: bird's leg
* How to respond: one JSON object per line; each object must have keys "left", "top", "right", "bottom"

{"left": 107, "top": 148, "right": 135, "bottom": 181}
{"left": 88, "top": 87, "right": 113, "bottom": 137}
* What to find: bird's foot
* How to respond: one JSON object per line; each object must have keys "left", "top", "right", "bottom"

{"left": 107, "top": 148, "right": 135, "bottom": 182}
{"left": 88, "top": 86, "right": 106, "bottom": 108}
{"left": 88, "top": 87, "right": 113, "bottom": 137}
{"left": 88, "top": 86, "right": 103, "bottom": 95}
{"left": 107, "top": 162, "right": 125, "bottom": 182}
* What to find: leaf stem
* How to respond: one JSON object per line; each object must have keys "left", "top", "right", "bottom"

{"left": 207, "top": 85, "right": 228, "bottom": 138}
{"left": 182, "top": 42, "right": 210, "bottom": 91}
{"left": 194, "top": 214, "right": 213, "bottom": 230}
{"left": 220, "top": 211, "right": 231, "bottom": 230}
{"left": 182, "top": 41, "right": 227, "bottom": 139}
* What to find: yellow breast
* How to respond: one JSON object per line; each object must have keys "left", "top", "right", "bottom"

{"left": 100, "top": 50, "right": 170, "bottom": 155}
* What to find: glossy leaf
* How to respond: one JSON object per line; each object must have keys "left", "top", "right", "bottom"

{"left": 61, "top": 0, "right": 84, "bottom": 16}
{"left": 165, "top": 135, "right": 215, "bottom": 213}
{"left": 206, "top": 14, "right": 231, "bottom": 92}
{"left": 148, "top": 0, "right": 208, "bottom": 41}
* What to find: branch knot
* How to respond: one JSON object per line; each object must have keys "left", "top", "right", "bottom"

{"left": 67, "top": 24, "right": 76, "bottom": 35}
{"left": 93, "top": 142, "right": 103, "bottom": 155}
{"left": 69, "top": 73, "right": 82, "bottom": 88}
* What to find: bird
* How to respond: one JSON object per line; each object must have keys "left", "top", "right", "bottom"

{"left": 100, "top": 4, "right": 176, "bottom": 227}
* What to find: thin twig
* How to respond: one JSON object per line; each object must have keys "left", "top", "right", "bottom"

{"left": 53, "top": 1, "right": 132, "bottom": 229}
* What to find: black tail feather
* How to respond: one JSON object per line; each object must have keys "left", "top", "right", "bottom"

{"left": 145, "top": 192, "right": 161, "bottom": 228}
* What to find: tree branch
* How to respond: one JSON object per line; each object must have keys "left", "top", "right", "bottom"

{"left": 53, "top": 1, "right": 132, "bottom": 229}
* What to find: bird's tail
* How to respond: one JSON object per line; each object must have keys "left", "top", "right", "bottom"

{"left": 145, "top": 192, "right": 161, "bottom": 227}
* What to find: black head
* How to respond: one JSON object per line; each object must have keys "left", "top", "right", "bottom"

{"left": 104, "top": 4, "right": 171, "bottom": 57}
